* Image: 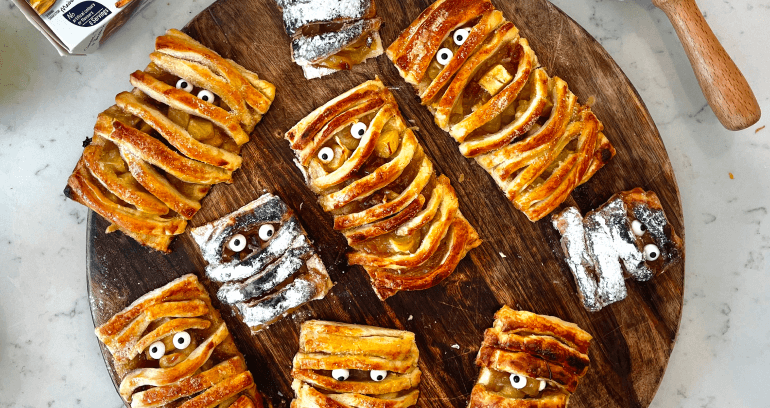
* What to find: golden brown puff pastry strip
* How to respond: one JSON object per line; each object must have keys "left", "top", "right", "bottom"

{"left": 285, "top": 79, "right": 480, "bottom": 299}
{"left": 64, "top": 29, "right": 275, "bottom": 252}
{"left": 291, "top": 320, "right": 421, "bottom": 408}
{"left": 469, "top": 306, "right": 592, "bottom": 408}
{"left": 94, "top": 274, "right": 267, "bottom": 408}
{"left": 387, "top": 0, "right": 616, "bottom": 221}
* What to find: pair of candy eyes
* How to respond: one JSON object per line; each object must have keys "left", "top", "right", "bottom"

{"left": 331, "top": 368, "right": 388, "bottom": 382}
{"left": 147, "top": 331, "right": 191, "bottom": 359}
{"left": 436, "top": 28, "right": 471, "bottom": 65}
{"left": 175, "top": 79, "right": 216, "bottom": 103}
{"left": 317, "top": 121, "right": 368, "bottom": 163}
{"left": 631, "top": 220, "right": 660, "bottom": 261}
{"left": 227, "top": 224, "right": 276, "bottom": 252}
{"left": 509, "top": 373, "right": 546, "bottom": 391}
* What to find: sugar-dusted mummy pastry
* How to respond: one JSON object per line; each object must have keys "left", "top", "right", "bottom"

{"left": 291, "top": 320, "right": 421, "bottom": 408}
{"left": 273, "top": 0, "right": 383, "bottom": 79}
{"left": 470, "top": 306, "right": 592, "bottom": 408}
{"left": 552, "top": 188, "right": 683, "bottom": 311}
{"left": 191, "top": 193, "right": 333, "bottom": 332}
{"left": 386, "top": 0, "right": 616, "bottom": 222}
{"left": 94, "top": 274, "right": 267, "bottom": 408}
{"left": 65, "top": 29, "right": 276, "bottom": 252}
{"left": 284, "top": 78, "right": 481, "bottom": 299}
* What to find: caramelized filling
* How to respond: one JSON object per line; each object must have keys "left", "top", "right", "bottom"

{"left": 316, "top": 33, "right": 379, "bottom": 71}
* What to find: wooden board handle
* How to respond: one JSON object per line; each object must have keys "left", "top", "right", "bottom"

{"left": 654, "top": 0, "right": 761, "bottom": 130}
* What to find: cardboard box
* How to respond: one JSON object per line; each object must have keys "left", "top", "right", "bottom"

{"left": 13, "top": 0, "right": 156, "bottom": 55}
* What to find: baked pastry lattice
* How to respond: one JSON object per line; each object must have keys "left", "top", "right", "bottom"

{"left": 94, "top": 274, "right": 267, "bottom": 408}
{"left": 64, "top": 29, "right": 275, "bottom": 252}
{"left": 191, "top": 193, "right": 333, "bottom": 332}
{"left": 386, "top": 0, "right": 615, "bottom": 221}
{"left": 552, "top": 188, "right": 683, "bottom": 311}
{"left": 470, "top": 306, "right": 592, "bottom": 408}
{"left": 284, "top": 78, "right": 481, "bottom": 299}
{"left": 291, "top": 320, "right": 421, "bottom": 408}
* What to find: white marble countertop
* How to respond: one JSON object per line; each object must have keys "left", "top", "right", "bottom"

{"left": 0, "top": 0, "right": 767, "bottom": 406}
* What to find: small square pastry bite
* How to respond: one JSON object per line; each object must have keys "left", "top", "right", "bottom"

{"left": 191, "top": 193, "right": 333, "bottom": 332}
{"left": 552, "top": 188, "right": 683, "bottom": 311}
{"left": 284, "top": 78, "right": 481, "bottom": 299}
{"left": 94, "top": 274, "right": 266, "bottom": 408}
{"left": 470, "top": 306, "right": 592, "bottom": 408}
{"left": 291, "top": 320, "right": 421, "bottom": 408}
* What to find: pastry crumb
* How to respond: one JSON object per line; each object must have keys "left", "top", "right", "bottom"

{"left": 499, "top": 252, "right": 507, "bottom": 258}
{"left": 408, "top": 315, "right": 413, "bottom": 321}
{"left": 458, "top": 173, "right": 465, "bottom": 182}
{"left": 756, "top": 125, "right": 765, "bottom": 133}
{"left": 451, "top": 344, "right": 460, "bottom": 349}
{"left": 729, "top": 172, "right": 734, "bottom": 179}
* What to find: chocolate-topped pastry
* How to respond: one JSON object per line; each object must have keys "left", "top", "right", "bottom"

{"left": 191, "top": 193, "right": 333, "bottom": 332}
{"left": 552, "top": 188, "right": 683, "bottom": 311}
{"left": 272, "top": 0, "right": 383, "bottom": 79}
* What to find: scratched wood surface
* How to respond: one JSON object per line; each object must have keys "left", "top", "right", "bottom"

{"left": 86, "top": 0, "right": 686, "bottom": 407}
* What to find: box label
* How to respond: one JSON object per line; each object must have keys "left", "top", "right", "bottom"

{"left": 64, "top": 1, "right": 112, "bottom": 27}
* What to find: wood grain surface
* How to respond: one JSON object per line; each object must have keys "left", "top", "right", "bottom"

{"left": 86, "top": 1, "right": 686, "bottom": 407}
{"left": 653, "top": 0, "right": 760, "bottom": 130}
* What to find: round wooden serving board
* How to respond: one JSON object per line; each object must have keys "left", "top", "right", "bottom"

{"left": 86, "top": 1, "right": 686, "bottom": 407}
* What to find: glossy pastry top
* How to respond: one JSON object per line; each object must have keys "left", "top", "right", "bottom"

{"left": 291, "top": 320, "right": 421, "bottom": 408}
{"left": 94, "top": 274, "right": 265, "bottom": 408}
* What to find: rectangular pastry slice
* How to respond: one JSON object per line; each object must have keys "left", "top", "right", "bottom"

{"left": 191, "top": 193, "right": 334, "bottom": 332}
{"left": 64, "top": 29, "right": 276, "bottom": 252}
{"left": 272, "top": 0, "right": 383, "bottom": 79}
{"left": 386, "top": 0, "right": 615, "bottom": 221}
{"left": 284, "top": 78, "right": 481, "bottom": 300}
{"left": 470, "top": 306, "right": 592, "bottom": 408}
{"left": 94, "top": 274, "right": 267, "bottom": 408}
{"left": 291, "top": 320, "right": 421, "bottom": 408}
{"left": 552, "top": 188, "right": 683, "bottom": 311}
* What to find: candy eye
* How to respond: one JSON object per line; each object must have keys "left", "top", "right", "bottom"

{"left": 258, "top": 224, "right": 275, "bottom": 241}
{"left": 631, "top": 220, "right": 647, "bottom": 237}
{"left": 173, "top": 331, "right": 191, "bottom": 349}
{"left": 175, "top": 79, "right": 193, "bottom": 92}
{"left": 370, "top": 370, "right": 388, "bottom": 382}
{"left": 351, "top": 122, "right": 367, "bottom": 139}
{"left": 228, "top": 234, "right": 247, "bottom": 252}
{"left": 538, "top": 380, "right": 546, "bottom": 391}
{"left": 197, "top": 89, "right": 215, "bottom": 103}
{"left": 509, "top": 373, "right": 527, "bottom": 389}
{"left": 317, "top": 147, "right": 334, "bottom": 163}
{"left": 453, "top": 28, "right": 470, "bottom": 46}
{"left": 332, "top": 369, "right": 350, "bottom": 381}
{"left": 436, "top": 48, "right": 453, "bottom": 65}
{"left": 148, "top": 341, "right": 165, "bottom": 359}
{"left": 644, "top": 244, "right": 660, "bottom": 261}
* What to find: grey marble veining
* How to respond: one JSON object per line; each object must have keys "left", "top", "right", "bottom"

{"left": 0, "top": 0, "right": 768, "bottom": 407}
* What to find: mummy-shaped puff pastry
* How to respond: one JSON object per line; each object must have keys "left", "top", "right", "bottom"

{"left": 273, "top": 0, "right": 383, "bottom": 79}
{"left": 64, "top": 29, "right": 276, "bottom": 252}
{"left": 291, "top": 320, "right": 421, "bottom": 408}
{"left": 387, "top": 0, "right": 616, "bottom": 222}
{"left": 284, "top": 79, "right": 481, "bottom": 299}
{"left": 470, "top": 306, "right": 592, "bottom": 408}
{"left": 94, "top": 274, "right": 266, "bottom": 408}
{"left": 552, "top": 188, "right": 683, "bottom": 311}
{"left": 191, "top": 193, "right": 333, "bottom": 332}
